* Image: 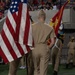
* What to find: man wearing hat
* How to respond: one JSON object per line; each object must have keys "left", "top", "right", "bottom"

{"left": 32, "top": 10, "right": 55, "bottom": 75}
{"left": 66, "top": 36, "right": 75, "bottom": 68}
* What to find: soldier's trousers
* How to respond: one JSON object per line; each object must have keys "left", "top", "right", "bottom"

{"left": 8, "top": 58, "right": 21, "bottom": 75}
{"left": 32, "top": 44, "right": 50, "bottom": 75}
{"left": 27, "top": 51, "right": 34, "bottom": 75}
{"left": 8, "top": 53, "right": 34, "bottom": 75}
{"left": 52, "top": 50, "right": 60, "bottom": 72}
{"left": 67, "top": 50, "right": 75, "bottom": 65}
{"left": 20, "top": 55, "right": 26, "bottom": 66}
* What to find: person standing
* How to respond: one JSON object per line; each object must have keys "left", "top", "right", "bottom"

{"left": 8, "top": 15, "right": 35, "bottom": 75}
{"left": 26, "top": 16, "right": 34, "bottom": 75}
{"left": 51, "top": 34, "right": 64, "bottom": 75}
{"left": 32, "top": 10, "right": 55, "bottom": 75}
{"left": 66, "top": 37, "right": 75, "bottom": 68}
{"left": 26, "top": 50, "right": 34, "bottom": 75}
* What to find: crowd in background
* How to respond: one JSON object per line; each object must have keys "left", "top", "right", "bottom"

{"left": 28, "top": 0, "right": 75, "bottom": 11}
{"left": 0, "top": 0, "right": 11, "bottom": 19}
{"left": 28, "top": 0, "right": 59, "bottom": 11}
{"left": 0, "top": 0, "right": 75, "bottom": 20}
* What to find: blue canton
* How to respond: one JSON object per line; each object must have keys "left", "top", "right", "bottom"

{"left": 10, "top": 0, "right": 27, "bottom": 13}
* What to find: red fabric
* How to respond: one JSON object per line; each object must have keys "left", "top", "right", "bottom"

{"left": 41, "top": 1, "right": 45, "bottom": 5}
{"left": 0, "top": 2, "right": 5, "bottom": 7}
{"left": 33, "top": 0, "right": 38, "bottom": 4}
{"left": 50, "top": 0, "right": 69, "bottom": 36}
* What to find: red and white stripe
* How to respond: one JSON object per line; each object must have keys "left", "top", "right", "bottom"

{"left": 16, "top": 3, "right": 32, "bottom": 46}
{"left": 0, "top": 2, "right": 32, "bottom": 63}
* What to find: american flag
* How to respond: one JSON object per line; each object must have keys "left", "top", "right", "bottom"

{"left": 0, "top": 0, "right": 32, "bottom": 63}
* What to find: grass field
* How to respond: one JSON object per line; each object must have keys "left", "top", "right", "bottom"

{"left": 0, "top": 64, "right": 75, "bottom": 75}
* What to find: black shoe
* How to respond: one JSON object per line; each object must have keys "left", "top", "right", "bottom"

{"left": 66, "top": 64, "right": 69, "bottom": 68}
{"left": 66, "top": 63, "right": 73, "bottom": 69}
{"left": 53, "top": 71, "right": 58, "bottom": 75}
{"left": 73, "top": 64, "right": 75, "bottom": 67}
{"left": 70, "top": 63, "right": 73, "bottom": 68}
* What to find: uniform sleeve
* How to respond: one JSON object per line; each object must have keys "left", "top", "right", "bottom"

{"left": 50, "top": 28, "right": 56, "bottom": 39}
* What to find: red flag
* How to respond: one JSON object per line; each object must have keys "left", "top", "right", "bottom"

{"left": 47, "top": 0, "right": 70, "bottom": 45}
{"left": 50, "top": 0, "right": 70, "bottom": 36}
{"left": 0, "top": 0, "right": 32, "bottom": 63}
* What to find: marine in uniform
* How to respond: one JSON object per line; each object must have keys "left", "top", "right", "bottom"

{"left": 8, "top": 15, "right": 34, "bottom": 75}
{"left": 51, "top": 34, "right": 64, "bottom": 75}
{"left": 32, "top": 10, "right": 55, "bottom": 75}
{"left": 26, "top": 50, "right": 34, "bottom": 75}
{"left": 26, "top": 16, "right": 34, "bottom": 75}
{"left": 66, "top": 37, "right": 75, "bottom": 68}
